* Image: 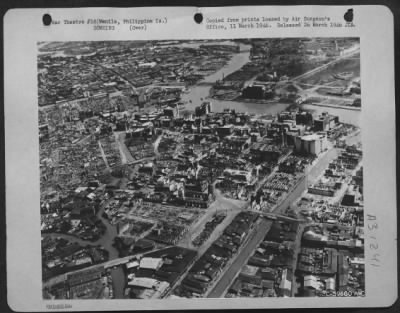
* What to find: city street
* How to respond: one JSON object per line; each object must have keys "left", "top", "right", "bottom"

{"left": 204, "top": 144, "right": 342, "bottom": 298}
{"left": 178, "top": 181, "right": 248, "bottom": 249}
{"left": 169, "top": 189, "right": 248, "bottom": 296}
{"left": 98, "top": 140, "right": 110, "bottom": 170}
{"left": 307, "top": 147, "right": 338, "bottom": 183}
{"left": 114, "top": 131, "right": 135, "bottom": 164}
{"left": 207, "top": 218, "right": 272, "bottom": 298}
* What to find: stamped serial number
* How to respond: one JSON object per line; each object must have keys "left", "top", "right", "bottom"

{"left": 46, "top": 304, "right": 73, "bottom": 310}
{"left": 320, "top": 290, "right": 365, "bottom": 297}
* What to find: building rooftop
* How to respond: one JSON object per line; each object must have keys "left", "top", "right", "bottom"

{"left": 128, "top": 277, "right": 159, "bottom": 289}
{"left": 300, "top": 133, "right": 325, "bottom": 141}
{"left": 139, "top": 257, "right": 163, "bottom": 270}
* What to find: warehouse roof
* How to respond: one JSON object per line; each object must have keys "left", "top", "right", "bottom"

{"left": 128, "top": 277, "right": 158, "bottom": 289}
{"left": 140, "top": 257, "right": 163, "bottom": 270}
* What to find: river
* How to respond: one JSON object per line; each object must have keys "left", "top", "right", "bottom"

{"left": 40, "top": 40, "right": 360, "bottom": 126}
{"left": 180, "top": 43, "right": 292, "bottom": 117}
{"left": 44, "top": 205, "right": 119, "bottom": 258}
{"left": 182, "top": 42, "right": 269, "bottom": 113}
{"left": 181, "top": 42, "right": 360, "bottom": 127}
{"left": 180, "top": 41, "right": 300, "bottom": 116}
{"left": 181, "top": 42, "right": 252, "bottom": 113}
{"left": 43, "top": 202, "right": 126, "bottom": 298}
{"left": 38, "top": 47, "right": 97, "bottom": 58}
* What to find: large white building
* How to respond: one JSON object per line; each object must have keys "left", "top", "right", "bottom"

{"left": 139, "top": 257, "right": 163, "bottom": 270}
{"left": 294, "top": 133, "right": 328, "bottom": 156}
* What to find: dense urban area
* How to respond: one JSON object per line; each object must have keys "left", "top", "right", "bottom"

{"left": 39, "top": 38, "right": 364, "bottom": 300}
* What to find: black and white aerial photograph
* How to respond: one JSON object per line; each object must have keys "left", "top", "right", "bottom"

{"left": 38, "top": 38, "right": 364, "bottom": 300}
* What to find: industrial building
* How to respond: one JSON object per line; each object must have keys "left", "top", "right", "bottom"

{"left": 294, "top": 133, "right": 328, "bottom": 156}
{"left": 314, "top": 112, "right": 339, "bottom": 132}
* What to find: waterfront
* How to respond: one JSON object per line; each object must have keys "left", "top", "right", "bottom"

{"left": 181, "top": 42, "right": 251, "bottom": 112}
{"left": 182, "top": 43, "right": 360, "bottom": 126}
{"left": 43, "top": 204, "right": 119, "bottom": 259}
{"left": 181, "top": 43, "right": 294, "bottom": 116}
{"left": 39, "top": 39, "right": 361, "bottom": 125}
{"left": 302, "top": 104, "right": 360, "bottom": 127}
{"left": 43, "top": 203, "right": 127, "bottom": 297}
